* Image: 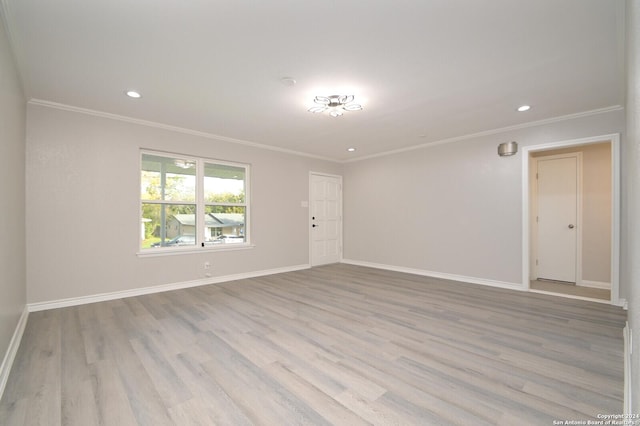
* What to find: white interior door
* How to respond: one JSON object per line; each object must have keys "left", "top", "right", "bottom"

{"left": 310, "top": 173, "right": 342, "bottom": 266}
{"left": 536, "top": 155, "right": 579, "bottom": 282}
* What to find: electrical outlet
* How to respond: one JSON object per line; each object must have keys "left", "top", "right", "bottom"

{"left": 204, "top": 261, "right": 211, "bottom": 269}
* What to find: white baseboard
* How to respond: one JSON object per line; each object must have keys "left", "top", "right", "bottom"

{"left": 579, "top": 280, "right": 611, "bottom": 289}
{"left": 610, "top": 298, "right": 629, "bottom": 310}
{"left": 624, "top": 322, "right": 632, "bottom": 415}
{"left": 27, "top": 264, "right": 311, "bottom": 312}
{"left": 0, "top": 307, "right": 29, "bottom": 401}
{"left": 341, "top": 259, "right": 523, "bottom": 291}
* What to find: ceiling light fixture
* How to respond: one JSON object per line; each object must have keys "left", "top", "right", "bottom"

{"left": 347, "top": 147, "right": 356, "bottom": 152}
{"left": 173, "top": 159, "right": 195, "bottom": 169}
{"left": 517, "top": 105, "right": 531, "bottom": 112}
{"left": 126, "top": 90, "right": 142, "bottom": 99}
{"left": 308, "top": 95, "right": 363, "bottom": 117}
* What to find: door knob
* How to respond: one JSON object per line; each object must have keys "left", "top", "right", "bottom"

{"left": 568, "top": 224, "right": 575, "bottom": 229}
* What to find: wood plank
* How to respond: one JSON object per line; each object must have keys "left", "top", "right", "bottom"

{"left": 60, "top": 307, "right": 100, "bottom": 426}
{"left": 0, "top": 264, "right": 626, "bottom": 425}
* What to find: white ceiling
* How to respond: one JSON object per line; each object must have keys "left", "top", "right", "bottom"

{"left": 1, "top": 0, "right": 625, "bottom": 161}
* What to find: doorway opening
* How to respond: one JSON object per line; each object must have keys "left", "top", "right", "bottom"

{"left": 522, "top": 134, "right": 620, "bottom": 305}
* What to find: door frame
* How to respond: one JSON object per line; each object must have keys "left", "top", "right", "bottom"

{"left": 309, "top": 171, "right": 343, "bottom": 266}
{"left": 532, "top": 152, "right": 583, "bottom": 284}
{"left": 521, "top": 133, "right": 621, "bottom": 306}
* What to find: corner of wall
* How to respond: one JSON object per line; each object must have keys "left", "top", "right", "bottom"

{"left": 0, "top": 307, "right": 28, "bottom": 401}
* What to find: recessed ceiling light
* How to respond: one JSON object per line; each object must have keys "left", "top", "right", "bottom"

{"left": 347, "top": 147, "right": 356, "bottom": 152}
{"left": 280, "top": 77, "right": 296, "bottom": 86}
{"left": 517, "top": 105, "right": 531, "bottom": 112}
{"left": 126, "top": 90, "right": 142, "bottom": 99}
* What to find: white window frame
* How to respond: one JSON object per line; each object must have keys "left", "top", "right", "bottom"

{"left": 138, "top": 150, "right": 251, "bottom": 256}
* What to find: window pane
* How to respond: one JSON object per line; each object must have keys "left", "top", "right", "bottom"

{"left": 140, "top": 170, "right": 161, "bottom": 201}
{"left": 141, "top": 203, "right": 197, "bottom": 248}
{"left": 203, "top": 205, "right": 245, "bottom": 245}
{"left": 204, "top": 163, "right": 245, "bottom": 204}
{"left": 140, "top": 152, "right": 250, "bottom": 251}
{"left": 141, "top": 154, "right": 196, "bottom": 202}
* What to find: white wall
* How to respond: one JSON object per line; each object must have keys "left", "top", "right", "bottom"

{"left": 625, "top": 0, "right": 640, "bottom": 413}
{"left": 581, "top": 143, "right": 613, "bottom": 284}
{"left": 25, "top": 104, "right": 342, "bottom": 304}
{"left": 343, "top": 109, "right": 625, "bottom": 290}
{"left": 0, "top": 16, "right": 26, "bottom": 375}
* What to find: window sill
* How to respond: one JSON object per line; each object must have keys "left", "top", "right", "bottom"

{"left": 137, "top": 243, "right": 255, "bottom": 258}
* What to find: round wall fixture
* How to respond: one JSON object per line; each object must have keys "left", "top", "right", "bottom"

{"left": 498, "top": 141, "right": 518, "bottom": 156}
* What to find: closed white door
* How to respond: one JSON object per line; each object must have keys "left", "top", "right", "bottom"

{"left": 536, "top": 155, "right": 579, "bottom": 282}
{"left": 310, "top": 173, "right": 342, "bottom": 266}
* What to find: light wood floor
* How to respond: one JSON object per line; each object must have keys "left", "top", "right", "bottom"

{"left": 0, "top": 264, "right": 627, "bottom": 425}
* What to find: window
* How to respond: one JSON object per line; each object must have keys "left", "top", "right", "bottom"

{"left": 140, "top": 151, "right": 249, "bottom": 251}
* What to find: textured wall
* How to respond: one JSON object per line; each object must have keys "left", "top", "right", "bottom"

{"left": 625, "top": 0, "right": 640, "bottom": 413}
{"left": 0, "top": 15, "right": 26, "bottom": 378}
{"left": 25, "top": 104, "right": 342, "bottom": 303}
{"left": 343, "top": 110, "right": 624, "bottom": 289}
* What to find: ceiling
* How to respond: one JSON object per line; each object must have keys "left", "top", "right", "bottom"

{"left": 1, "top": 0, "right": 625, "bottom": 161}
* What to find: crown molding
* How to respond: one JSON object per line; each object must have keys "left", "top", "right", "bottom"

{"left": 343, "top": 105, "right": 625, "bottom": 163}
{"left": 27, "top": 98, "right": 623, "bottom": 165}
{"left": 27, "top": 98, "right": 338, "bottom": 163}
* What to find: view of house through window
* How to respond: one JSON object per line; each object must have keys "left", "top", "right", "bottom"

{"left": 140, "top": 152, "right": 248, "bottom": 250}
